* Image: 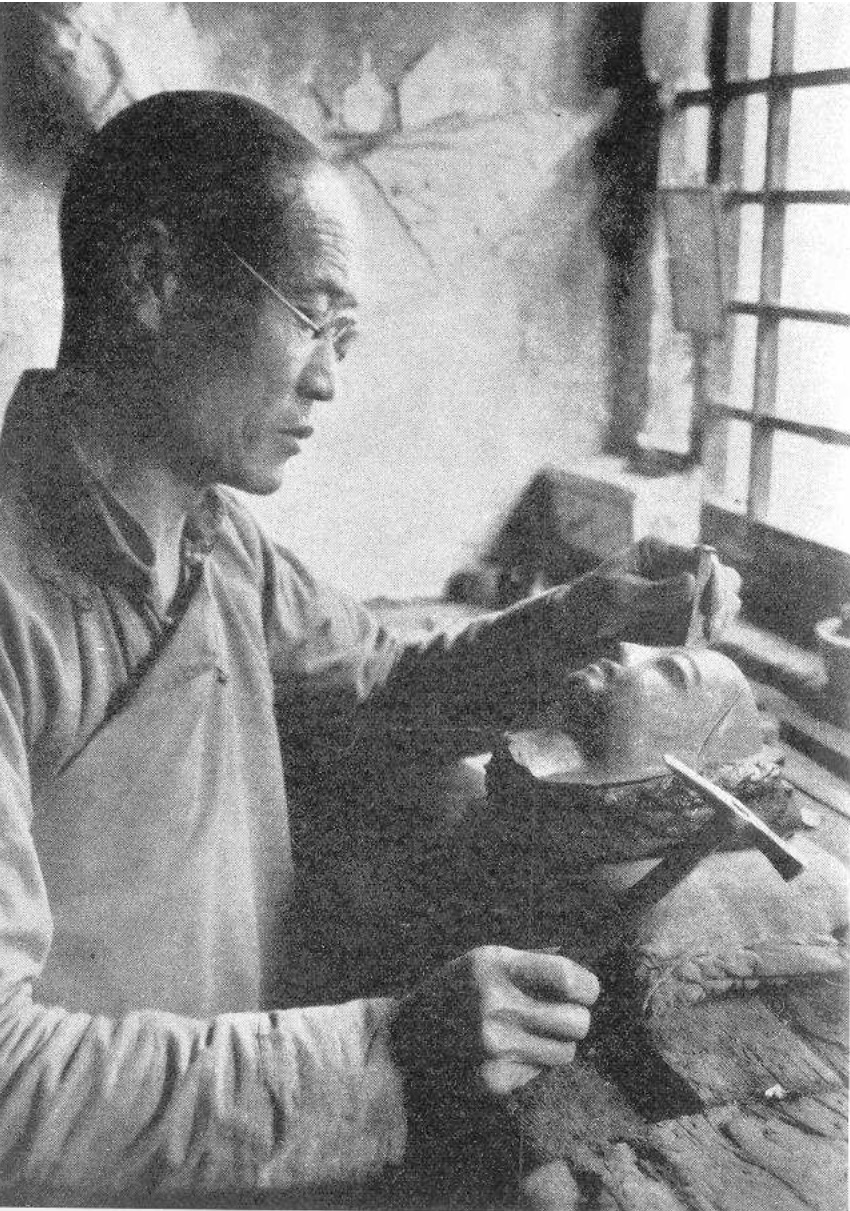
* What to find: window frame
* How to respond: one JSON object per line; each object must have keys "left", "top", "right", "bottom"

{"left": 674, "top": 2, "right": 850, "bottom": 640}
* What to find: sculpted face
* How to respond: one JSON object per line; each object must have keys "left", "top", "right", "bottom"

{"left": 158, "top": 164, "right": 361, "bottom": 494}
{"left": 571, "top": 644, "right": 703, "bottom": 715}
{"left": 507, "top": 644, "right": 762, "bottom": 784}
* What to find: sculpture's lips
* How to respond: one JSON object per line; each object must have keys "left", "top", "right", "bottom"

{"left": 281, "top": 426, "right": 314, "bottom": 440}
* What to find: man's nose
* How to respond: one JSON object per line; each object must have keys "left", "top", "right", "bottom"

{"left": 297, "top": 338, "right": 336, "bottom": 402}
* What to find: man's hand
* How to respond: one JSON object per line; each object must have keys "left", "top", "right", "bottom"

{"left": 699, "top": 548, "right": 743, "bottom": 642}
{"left": 389, "top": 946, "right": 600, "bottom": 1098}
{"left": 552, "top": 537, "right": 742, "bottom": 649}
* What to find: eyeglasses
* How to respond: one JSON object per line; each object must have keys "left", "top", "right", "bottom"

{"left": 219, "top": 240, "right": 357, "bottom": 361}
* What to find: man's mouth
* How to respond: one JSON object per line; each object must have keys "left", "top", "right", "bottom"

{"left": 282, "top": 426, "right": 314, "bottom": 440}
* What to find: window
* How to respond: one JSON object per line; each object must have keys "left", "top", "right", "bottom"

{"left": 666, "top": 3, "right": 850, "bottom": 637}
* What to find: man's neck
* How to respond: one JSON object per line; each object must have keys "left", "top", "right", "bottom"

{"left": 66, "top": 385, "right": 204, "bottom": 610}
{"left": 104, "top": 461, "right": 195, "bottom": 612}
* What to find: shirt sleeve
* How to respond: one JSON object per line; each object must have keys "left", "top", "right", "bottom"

{"left": 261, "top": 538, "right": 595, "bottom": 763}
{"left": 0, "top": 611, "right": 406, "bottom": 1202}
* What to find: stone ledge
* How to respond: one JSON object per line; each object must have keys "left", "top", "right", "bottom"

{"left": 718, "top": 619, "right": 850, "bottom": 779}
{"left": 554, "top": 456, "right": 704, "bottom": 556}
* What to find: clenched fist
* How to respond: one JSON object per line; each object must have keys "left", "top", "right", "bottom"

{"left": 389, "top": 945, "right": 600, "bottom": 1097}
{"left": 486, "top": 537, "right": 742, "bottom": 678}
{"left": 582, "top": 537, "right": 742, "bottom": 645}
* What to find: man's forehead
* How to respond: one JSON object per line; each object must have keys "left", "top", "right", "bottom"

{"left": 297, "top": 164, "right": 360, "bottom": 234}
{"left": 256, "top": 164, "right": 358, "bottom": 307}
{"left": 266, "top": 162, "right": 363, "bottom": 303}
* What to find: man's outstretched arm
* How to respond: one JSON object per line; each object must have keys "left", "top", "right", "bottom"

{"left": 268, "top": 534, "right": 741, "bottom": 762}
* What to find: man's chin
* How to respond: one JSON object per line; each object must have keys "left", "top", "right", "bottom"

{"left": 206, "top": 452, "right": 289, "bottom": 495}
{"left": 232, "top": 466, "right": 288, "bottom": 495}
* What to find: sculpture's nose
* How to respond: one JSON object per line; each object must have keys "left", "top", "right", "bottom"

{"left": 617, "top": 642, "right": 660, "bottom": 669}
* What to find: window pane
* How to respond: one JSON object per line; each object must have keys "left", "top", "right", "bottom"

{"left": 763, "top": 431, "right": 850, "bottom": 552}
{"left": 786, "top": 86, "right": 850, "bottom": 190}
{"left": 720, "top": 99, "right": 745, "bottom": 185}
{"left": 782, "top": 205, "right": 850, "bottom": 312}
{"left": 704, "top": 416, "right": 752, "bottom": 514}
{"left": 775, "top": 320, "right": 850, "bottom": 431}
{"left": 733, "top": 204, "right": 763, "bottom": 301}
{"left": 720, "top": 96, "right": 768, "bottom": 189}
{"left": 741, "top": 95, "right": 768, "bottom": 190}
{"left": 729, "top": 315, "right": 758, "bottom": 410}
{"left": 658, "top": 105, "right": 709, "bottom": 188}
{"left": 794, "top": 4, "right": 850, "bottom": 72}
{"left": 730, "top": 1, "right": 774, "bottom": 80}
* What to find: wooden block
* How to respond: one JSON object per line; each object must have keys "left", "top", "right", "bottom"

{"left": 780, "top": 748, "right": 850, "bottom": 816}
{"left": 753, "top": 679, "right": 850, "bottom": 777}
{"left": 771, "top": 1082, "right": 848, "bottom": 1140}
{"left": 762, "top": 970, "right": 849, "bottom": 1081}
{"left": 593, "top": 1141, "right": 689, "bottom": 1211}
{"left": 648, "top": 1101, "right": 848, "bottom": 1211}
{"left": 522, "top": 1087, "right": 848, "bottom": 1211}
{"left": 648, "top": 995, "right": 840, "bottom": 1109}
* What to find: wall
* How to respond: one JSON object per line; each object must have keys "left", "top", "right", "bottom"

{"left": 0, "top": 3, "right": 620, "bottom": 598}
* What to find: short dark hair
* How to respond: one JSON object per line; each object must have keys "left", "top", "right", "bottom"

{"left": 59, "top": 90, "right": 324, "bottom": 346}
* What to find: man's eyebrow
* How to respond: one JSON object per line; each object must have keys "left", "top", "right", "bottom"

{"left": 291, "top": 274, "right": 357, "bottom": 309}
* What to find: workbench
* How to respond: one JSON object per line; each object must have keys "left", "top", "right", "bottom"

{"left": 286, "top": 601, "right": 850, "bottom": 1210}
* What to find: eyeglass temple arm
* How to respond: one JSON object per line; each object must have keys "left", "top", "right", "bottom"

{"left": 218, "top": 240, "right": 322, "bottom": 337}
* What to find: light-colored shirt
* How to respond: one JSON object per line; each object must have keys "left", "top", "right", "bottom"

{"left": 0, "top": 370, "right": 565, "bottom": 1201}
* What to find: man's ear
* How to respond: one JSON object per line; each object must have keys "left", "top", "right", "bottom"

{"left": 122, "top": 219, "right": 181, "bottom": 334}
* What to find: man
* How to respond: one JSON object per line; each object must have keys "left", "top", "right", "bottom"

{"left": 0, "top": 91, "right": 740, "bottom": 1200}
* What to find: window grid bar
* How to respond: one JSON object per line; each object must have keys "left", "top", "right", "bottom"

{"left": 705, "top": 403, "right": 850, "bottom": 448}
{"left": 676, "top": 66, "right": 850, "bottom": 107}
{"left": 730, "top": 301, "right": 850, "bottom": 326}
{"left": 727, "top": 189, "right": 850, "bottom": 206}
{"left": 725, "top": 4, "right": 754, "bottom": 90}
{"left": 747, "top": 2, "right": 796, "bottom": 524}
{"left": 695, "top": 4, "right": 850, "bottom": 575}
{"left": 695, "top": 5, "right": 848, "bottom": 549}
{"left": 705, "top": 1, "right": 753, "bottom": 497}
{"left": 707, "top": 4, "right": 731, "bottom": 183}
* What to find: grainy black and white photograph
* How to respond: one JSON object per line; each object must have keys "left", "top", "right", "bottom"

{"left": 0, "top": 2, "right": 848, "bottom": 1207}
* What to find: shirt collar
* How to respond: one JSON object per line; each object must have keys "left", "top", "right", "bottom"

{"left": 2, "top": 369, "right": 224, "bottom": 596}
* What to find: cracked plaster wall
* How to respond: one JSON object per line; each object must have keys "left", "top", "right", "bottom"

{"left": 1, "top": 3, "right": 619, "bottom": 598}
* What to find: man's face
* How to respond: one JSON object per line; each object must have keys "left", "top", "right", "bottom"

{"left": 159, "top": 166, "right": 360, "bottom": 494}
